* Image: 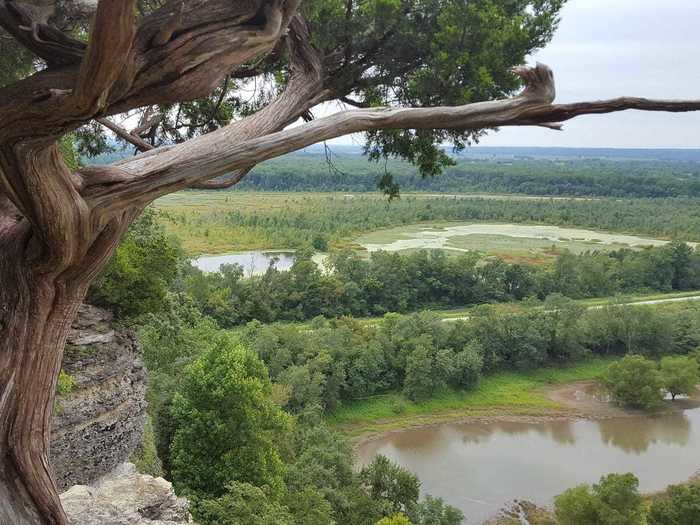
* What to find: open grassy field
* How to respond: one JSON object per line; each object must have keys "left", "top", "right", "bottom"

{"left": 155, "top": 191, "right": 594, "bottom": 256}
{"left": 153, "top": 191, "right": 697, "bottom": 257}
{"left": 327, "top": 358, "right": 615, "bottom": 437}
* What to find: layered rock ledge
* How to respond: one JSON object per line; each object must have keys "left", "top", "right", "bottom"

{"left": 52, "top": 304, "right": 147, "bottom": 490}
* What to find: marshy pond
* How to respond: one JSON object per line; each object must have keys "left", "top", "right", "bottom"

{"left": 356, "top": 407, "right": 700, "bottom": 524}
{"left": 193, "top": 250, "right": 296, "bottom": 274}
{"left": 356, "top": 223, "right": 687, "bottom": 259}
{"left": 193, "top": 250, "right": 329, "bottom": 274}
{"left": 192, "top": 223, "right": 696, "bottom": 274}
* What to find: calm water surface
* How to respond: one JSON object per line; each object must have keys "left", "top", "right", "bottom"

{"left": 193, "top": 251, "right": 296, "bottom": 274}
{"left": 356, "top": 409, "right": 700, "bottom": 524}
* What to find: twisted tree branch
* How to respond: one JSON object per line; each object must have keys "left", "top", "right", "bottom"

{"left": 83, "top": 63, "right": 700, "bottom": 209}
{"left": 72, "top": 0, "right": 137, "bottom": 112}
{"left": 0, "top": 0, "right": 299, "bottom": 142}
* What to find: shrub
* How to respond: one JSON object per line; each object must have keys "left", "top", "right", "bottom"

{"left": 56, "top": 370, "right": 76, "bottom": 396}
{"left": 391, "top": 399, "right": 408, "bottom": 415}
{"left": 555, "top": 473, "right": 644, "bottom": 525}
{"left": 375, "top": 514, "right": 412, "bottom": 525}
{"left": 648, "top": 482, "right": 700, "bottom": 525}
{"left": 130, "top": 416, "right": 164, "bottom": 478}
{"left": 660, "top": 356, "right": 699, "bottom": 400}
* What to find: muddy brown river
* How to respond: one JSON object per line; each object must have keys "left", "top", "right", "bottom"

{"left": 356, "top": 408, "right": 700, "bottom": 524}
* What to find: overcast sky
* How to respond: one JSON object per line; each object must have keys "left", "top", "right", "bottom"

{"left": 327, "top": 0, "right": 700, "bottom": 149}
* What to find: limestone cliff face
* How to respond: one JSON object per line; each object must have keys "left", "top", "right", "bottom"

{"left": 61, "top": 463, "right": 195, "bottom": 525}
{"left": 52, "top": 304, "right": 147, "bottom": 491}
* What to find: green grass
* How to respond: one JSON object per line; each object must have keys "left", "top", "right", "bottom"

{"left": 153, "top": 191, "right": 691, "bottom": 257}
{"left": 327, "top": 357, "right": 614, "bottom": 437}
{"left": 356, "top": 222, "right": 669, "bottom": 265}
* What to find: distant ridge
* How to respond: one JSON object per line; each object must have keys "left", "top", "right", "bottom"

{"left": 298, "top": 144, "right": 700, "bottom": 162}
{"left": 88, "top": 141, "right": 700, "bottom": 164}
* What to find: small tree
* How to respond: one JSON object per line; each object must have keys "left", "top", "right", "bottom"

{"left": 601, "top": 355, "right": 664, "bottom": 409}
{"left": 555, "top": 473, "right": 644, "bottom": 525}
{"left": 359, "top": 455, "right": 420, "bottom": 516}
{"left": 660, "top": 356, "right": 699, "bottom": 400}
{"left": 170, "top": 338, "right": 290, "bottom": 499}
{"left": 450, "top": 341, "right": 484, "bottom": 390}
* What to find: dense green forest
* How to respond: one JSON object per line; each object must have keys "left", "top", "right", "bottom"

{"left": 138, "top": 281, "right": 700, "bottom": 522}
{"left": 237, "top": 153, "right": 700, "bottom": 198}
{"left": 93, "top": 146, "right": 700, "bottom": 199}
{"left": 83, "top": 205, "right": 700, "bottom": 525}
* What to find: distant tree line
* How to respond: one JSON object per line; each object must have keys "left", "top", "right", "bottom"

{"left": 235, "top": 154, "right": 700, "bottom": 198}
{"left": 88, "top": 206, "right": 700, "bottom": 325}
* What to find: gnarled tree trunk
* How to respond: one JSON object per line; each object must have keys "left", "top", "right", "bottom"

{"left": 0, "top": 252, "right": 85, "bottom": 525}
{"left": 0, "top": 163, "right": 138, "bottom": 524}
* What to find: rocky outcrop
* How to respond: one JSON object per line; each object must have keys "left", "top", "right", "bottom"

{"left": 52, "top": 304, "right": 147, "bottom": 491}
{"left": 61, "top": 463, "right": 196, "bottom": 525}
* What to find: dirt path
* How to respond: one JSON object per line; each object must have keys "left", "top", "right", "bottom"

{"left": 443, "top": 294, "right": 700, "bottom": 322}
{"left": 546, "top": 380, "right": 629, "bottom": 418}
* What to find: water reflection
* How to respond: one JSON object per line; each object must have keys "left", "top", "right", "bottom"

{"left": 356, "top": 408, "right": 700, "bottom": 525}
{"left": 455, "top": 420, "right": 577, "bottom": 447}
{"left": 598, "top": 412, "right": 691, "bottom": 453}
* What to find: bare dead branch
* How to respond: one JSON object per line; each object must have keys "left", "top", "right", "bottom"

{"left": 96, "top": 117, "right": 154, "bottom": 152}
{"left": 131, "top": 113, "right": 163, "bottom": 138}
